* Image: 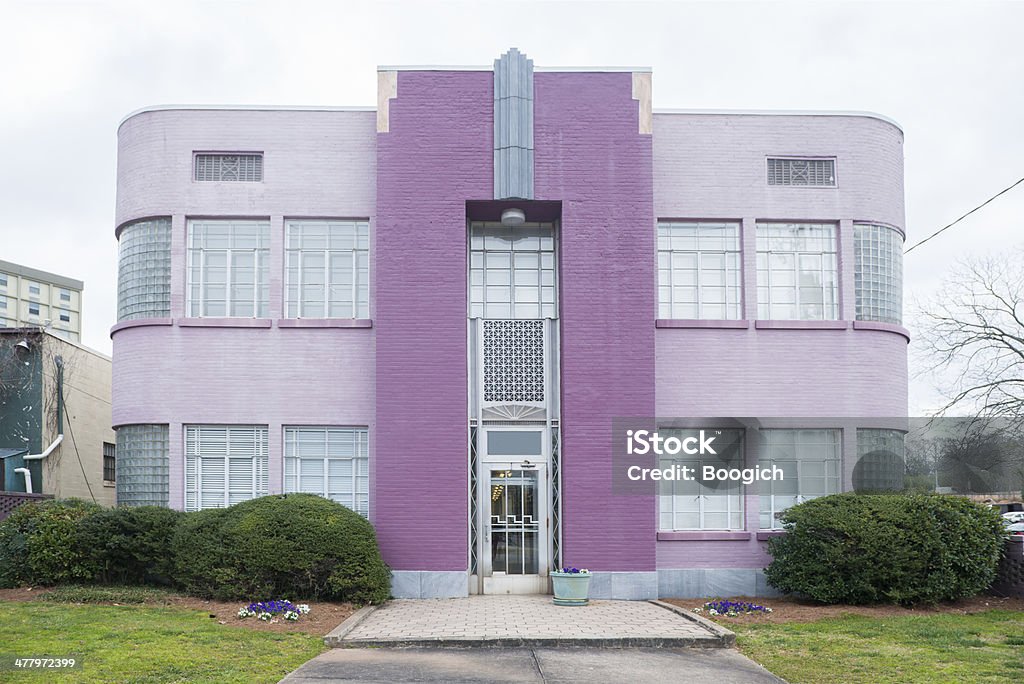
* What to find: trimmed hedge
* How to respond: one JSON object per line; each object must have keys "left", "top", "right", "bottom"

{"left": 73, "top": 506, "right": 182, "bottom": 585}
{"left": 0, "top": 494, "right": 390, "bottom": 604}
{"left": 764, "top": 493, "right": 1007, "bottom": 605}
{"left": 0, "top": 498, "right": 102, "bottom": 587}
{"left": 171, "top": 494, "right": 390, "bottom": 603}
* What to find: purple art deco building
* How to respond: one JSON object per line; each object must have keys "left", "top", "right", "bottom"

{"left": 112, "top": 50, "right": 907, "bottom": 599}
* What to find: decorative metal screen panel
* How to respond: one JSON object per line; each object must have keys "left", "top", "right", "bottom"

{"left": 194, "top": 153, "right": 263, "bottom": 182}
{"left": 767, "top": 158, "right": 835, "bottom": 186}
{"left": 483, "top": 320, "right": 544, "bottom": 404}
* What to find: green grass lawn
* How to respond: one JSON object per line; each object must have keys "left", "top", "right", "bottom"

{"left": 0, "top": 602, "right": 326, "bottom": 683}
{"left": 731, "top": 611, "right": 1024, "bottom": 684}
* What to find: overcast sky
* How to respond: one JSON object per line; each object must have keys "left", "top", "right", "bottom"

{"left": 1, "top": 0, "right": 1022, "bottom": 414}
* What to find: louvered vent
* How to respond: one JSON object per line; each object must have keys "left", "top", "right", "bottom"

{"left": 194, "top": 153, "right": 263, "bottom": 182}
{"left": 767, "top": 158, "right": 835, "bottom": 186}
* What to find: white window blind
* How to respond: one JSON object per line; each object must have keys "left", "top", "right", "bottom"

{"left": 756, "top": 222, "right": 839, "bottom": 320}
{"left": 657, "top": 221, "right": 742, "bottom": 319}
{"left": 185, "top": 425, "right": 269, "bottom": 511}
{"left": 283, "top": 427, "right": 369, "bottom": 517}
{"left": 758, "top": 429, "right": 841, "bottom": 529}
{"left": 285, "top": 221, "right": 369, "bottom": 318}
{"left": 187, "top": 220, "right": 270, "bottom": 317}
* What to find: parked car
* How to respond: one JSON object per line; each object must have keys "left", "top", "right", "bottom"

{"left": 1002, "top": 511, "right": 1024, "bottom": 524}
{"left": 1005, "top": 521, "right": 1024, "bottom": 535}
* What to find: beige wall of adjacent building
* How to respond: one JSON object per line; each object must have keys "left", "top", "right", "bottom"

{"left": 39, "top": 333, "right": 115, "bottom": 505}
{"left": 0, "top": 260, "right": 83, "bottom": 343}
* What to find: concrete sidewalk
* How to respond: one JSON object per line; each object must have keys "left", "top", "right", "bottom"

{"left": 325, "top": 596, "right": 731, "bottom": 648}
{"left": 280, "top": 647, "right": 784, "bottom": 683}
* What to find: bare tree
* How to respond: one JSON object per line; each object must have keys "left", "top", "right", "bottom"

{"left": 917, "top": 250, "right": 1024, "bottom": 427}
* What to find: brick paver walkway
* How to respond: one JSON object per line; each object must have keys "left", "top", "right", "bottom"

{"left": 333, "top": 596, "right": 721, "bottom": 646}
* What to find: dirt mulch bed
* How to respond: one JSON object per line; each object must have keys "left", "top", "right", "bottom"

{"left": 0, "top": 587, "right": 357, "bottom": 636}
{"left": 663, "top": 594, "right": 1024, "bottom": 624}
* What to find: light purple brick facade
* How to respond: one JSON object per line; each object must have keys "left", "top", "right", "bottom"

{"left": 112, "top": 58, "right": 907, "bottom": 599}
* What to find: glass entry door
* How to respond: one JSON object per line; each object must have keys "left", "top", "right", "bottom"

{"left": 480, "top": 429, "right": 549, "bottom": 594}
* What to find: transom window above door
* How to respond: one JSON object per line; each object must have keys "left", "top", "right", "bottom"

{"left": 469, "top": 222, "right": 556, "bottom": 319}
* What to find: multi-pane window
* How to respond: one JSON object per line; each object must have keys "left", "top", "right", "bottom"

{"left": 284, "top": 427, "right": 369, "bottom": 517}
{"left": 285, "top": 221, "right": 369, "bottom": 318}
{"left": 469, "top": 222, "right": 556, "bottom": 319}
{"left": 59, "top": 289, "right": 71, "bottom": 302}
{"left": 757, "top": 223, "right": 838, "bottom": 320}
{"left": 855, "top": 428, "right": 905, "bottom": 492}
{"left": 28, "top": 302, "right": 39, "bottom": 317}
{"left": 59, "top": 310, "right": 70, "bottom": 323}
{"left": 0, "top": 296, "right": 6, "bottom": 310}
{"left": 658, "top": 429, "right": 745, "bottom": 530}
{"left": 103, "top": 442, "right": 116, "bottom": 483}
{"left": 194, "top": 153, "right": 263, "bottom": 182}
{"left": 759, "top": 429, "right": 841, "bottom": 529}
{"left": 0, "top": 275, "right": 7, "bottom": 288}
{"left": 185, "top": 425, "right": 269, "bottom": 511}
{"left": 187, "top": 220, "right": 269, "bottom": 317}
{"left": 28, "top": 284, "right": 40, "bottom": 296}
{"left": 657, "top": 221, "right": 742, "bottom": 319}
{"left": 767, "top": 158, "right": 836, "bottom": 186}
{"left": 854, "top": 224, "right": 903, "bottom": 325}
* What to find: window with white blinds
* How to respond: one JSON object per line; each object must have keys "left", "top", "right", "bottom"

{"left": 187, "top": 220, "right": 270, "bottom": 317}
{"left": 285, "top": 221, "right": 369, "bottom": 318}
{"left": 185, "top": 425, "right": 269, "bottom": 511}
{"left": 283, "top": 427, "right": 369, "bottom": 517}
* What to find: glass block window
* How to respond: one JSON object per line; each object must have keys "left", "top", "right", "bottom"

{"left": 103, "top": 442, "right": 116, "bottom": 482}
{"left": 759, "top": 429, "right": 841, "bottom": 529}
{"left": 756, "top": 223, "right": 838, "bottom": 320}
{"left": 185, "top": 425, "right": 269, "bottom": 511}
{"left": 657, "top": 221, "right": 742, "bottom": 319}
{"left": 284, "top": 427, "right": 369, "bottom": 517}
{"left": 194, "top": 153, "right": 263, "bottom": 182}
{"left": 854, "top": 429, "right": 906, "bottom": 492}
{"left": 854, "top": 224, "right": 903, "bottom": 324}
{"left": 285, "top": 220, "right": 369, "bottom": 318}
{"left": 117, "top": 218, "right": 171, "bottom": 321}
{"left": 469, "top": 222, "right": 556, "bottom": 319}
{"left": 187, "top": 220, "right": 270, "bottom": 317}
{"left": 115, "top": 424, "right": 169, "bottom": 507}
{"left": 767, "top": 158, "right": 836, "bottom": 186}
{"left": 658, "top": 429, "right": 745, "bottom": 530}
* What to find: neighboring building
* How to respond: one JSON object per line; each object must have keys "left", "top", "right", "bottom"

{"left": 0, "top": 328, "right": 116, "bottom": 506}
{"left": 111, "top": 49, "right": 907, "bottom": 598}
{"left": 0, "top": 260, "right": 84, "bottom": 342}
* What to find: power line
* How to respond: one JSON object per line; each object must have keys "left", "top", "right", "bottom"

{"left": 905, "top": 175, "right": 1024, "bottom": 254}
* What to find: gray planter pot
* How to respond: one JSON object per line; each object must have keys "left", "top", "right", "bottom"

{"left": 551, "top": 571, "right": 592, "bottom": 606}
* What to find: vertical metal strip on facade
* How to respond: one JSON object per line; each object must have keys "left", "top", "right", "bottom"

{"left": 494, "top": 48, "right": 534, "bottom": 199}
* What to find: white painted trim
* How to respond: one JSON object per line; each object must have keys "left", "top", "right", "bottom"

{"left": 377, "top": 65, "right": 651, "bottom": 73}
{"left": 653, "top": 108, "right": 902, "bottom": 131}
{"left": 119, "top": 104, "right": 376, "bottom": 129}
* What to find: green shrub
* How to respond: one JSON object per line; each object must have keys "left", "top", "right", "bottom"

{"left": 171, "top": 494, "right": 390, "bottom": 603}
{"left": 72, "top": 506, "right": 183, "bottom": 585}
{"left": 764, "top": 493, "right": 1007, "bottom": 605}
{"left": 0, "top": 499, "right": 102, "bottom": 587}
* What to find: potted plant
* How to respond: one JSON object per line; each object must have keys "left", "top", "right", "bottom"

{"left": 551, "top": 566, "right": 591, "bottom": 606}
